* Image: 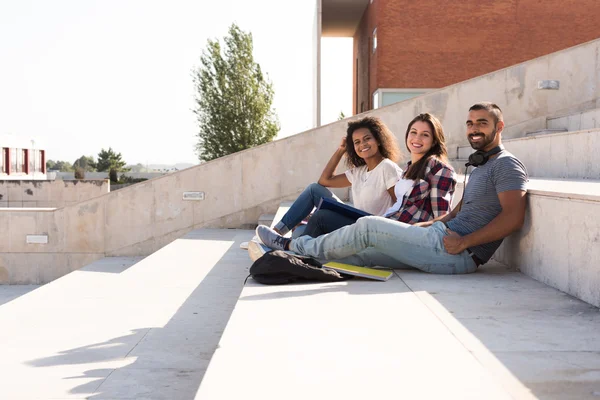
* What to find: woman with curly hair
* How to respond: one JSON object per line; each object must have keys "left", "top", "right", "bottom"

{"left": 271, "top": 116, "right": 402, "bottom": 237}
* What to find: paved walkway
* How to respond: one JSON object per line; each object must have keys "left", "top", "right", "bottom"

{"left": 1, "top": 228, "right": 599, "bottom": 399}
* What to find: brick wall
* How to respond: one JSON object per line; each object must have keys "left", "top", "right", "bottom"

{"left": 353, "top": 1, "right": 378, "bottom": 114}
{"left": 353, "top": 0, "right": 600, "bottom": 112}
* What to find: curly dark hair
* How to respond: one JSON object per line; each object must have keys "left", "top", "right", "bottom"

{"left": 403, "top": 113, "right": 449, "bottom": 181}
{"left": 345, "top": 116, "right": 400, "bottom": 168}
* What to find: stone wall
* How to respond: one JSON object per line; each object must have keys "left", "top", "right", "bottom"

{"left": 0, "top": 179, "right": 109, "bottom": 208}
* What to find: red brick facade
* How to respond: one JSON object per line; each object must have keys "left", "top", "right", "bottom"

{"left": 353, "top": 0, "right": 600, "bottom": 114}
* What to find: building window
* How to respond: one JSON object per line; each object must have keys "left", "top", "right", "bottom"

{"left": 34, "top": 150, "right": 43, "bottom": 173}
{"left": 28, "top": 149, "right": 35, "bottom": 174}
{"left": 21, "top": 149, "right": 27, "bottom": 173}
{"left": 372, "top": 28, "right": 377, "bottom": 54}
{"left": 10, "top": 148, "right": 18, "bottom": 173}
{"left": 40, "top": 150, "right": 46, "bottom": 173}
{"left": 3, "top": 148, "right": 9, "bottom": 174}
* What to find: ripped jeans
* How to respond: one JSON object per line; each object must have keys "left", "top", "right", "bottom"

{"left": 290, "top": 217, "right": 478, "bottom": 274}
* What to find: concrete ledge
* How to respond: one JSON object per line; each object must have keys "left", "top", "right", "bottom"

{"left": 0, "top": 179, "right": 109, "bottom": 209}
{"left": 0, "top": 207, "right": 57, "bottom": 212}
{"left": 196, "top": 262, "right": 600, "bottom": 399}
{"left": 527, "top": 177, "right": 600, "bottom": 201}
{"left": 495, "top": 178, "right": 600, "bottom": 307}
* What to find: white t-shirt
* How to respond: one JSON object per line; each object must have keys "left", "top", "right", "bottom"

{"left": 384, "top": 178, "right": 415, "bottom": 216}
{"left": 345, "top": 158, "right": 402, "bottom": 216}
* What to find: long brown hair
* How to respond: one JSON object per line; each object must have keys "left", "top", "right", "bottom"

{"left": 344, "top": 116, "right": 400, "bottom": 168}
{"left": 403, "top": 113, "right": 449, "bottom": 180}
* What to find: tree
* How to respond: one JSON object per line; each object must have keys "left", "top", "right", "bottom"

{"left": 46, "top": 160, "right": 73, "bottom": 172}
{"left": 193, "top": 23, "right": 279, "bottom": 162}
{"left": 338, "top": 111, "right": 346, "bottom": 121}
{"left": 94, "top": 148, "right": 128, "bottom": 182}
{"left": 73, "top": 155, "right": 96, "bottom": 172}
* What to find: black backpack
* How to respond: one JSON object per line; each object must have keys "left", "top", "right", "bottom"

{"left": 247, "top": 250, "right": 352, "bottom": 285}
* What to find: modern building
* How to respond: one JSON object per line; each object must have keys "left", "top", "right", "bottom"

{"left": 0, "top": 135, "right": 46, "bottom": 180}
{"left": 315, "top": 0, "right": 600, "bottom": 120}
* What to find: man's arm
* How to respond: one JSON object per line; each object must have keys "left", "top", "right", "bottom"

{"left": 443, "top": 190, "right": 527, "bottom": 254}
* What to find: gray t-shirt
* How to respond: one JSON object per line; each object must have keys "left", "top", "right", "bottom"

{"left": 446, "top": 149, "right": 528, "bottom": 262}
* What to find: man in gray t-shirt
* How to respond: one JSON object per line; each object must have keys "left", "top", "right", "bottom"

{"left": 446, "top": 150, "right": 527, "bottom": 263}
{"left": 255, "top": 102, "right": 528, "bottom": 274}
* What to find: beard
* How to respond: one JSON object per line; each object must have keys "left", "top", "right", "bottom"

{"left": 468, "top": 128, "right": 497, "bottom": 150}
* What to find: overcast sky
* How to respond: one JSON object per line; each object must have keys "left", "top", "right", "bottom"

{"left": 0, "top": 0, "right": 352, "bottom": 165}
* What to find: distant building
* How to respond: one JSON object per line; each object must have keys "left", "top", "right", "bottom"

{"left": 315, "top": 0, "right": 600, "bottom": 118}
{"left": 0, "top": 135, "right": 46, "bottom": 180}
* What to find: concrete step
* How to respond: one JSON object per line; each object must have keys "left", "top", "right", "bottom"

{"left": 452, "top": 128, "right": 600, "bottom": 179}
{"left": 196, "top": 260, "right": 600, "bottom": 400}
{"left": 455, "top": 128, "right": 567, "bottom": 160}
{"left": 547, "top": 106, "right": 600, "bottom": 132}
{"left": 494, "top": 177, "right": 600, "bottom": 308}
{"left": 525, "top": 128, "right": 567, "bottom": 136}
{"left": 0, "top": 228, "right": 254, "bottom": 399}
{"left": 257, "top": 201, "right": 294, "bottom": 229}
{"left": 257, "top": 213, "right": 276, "bottom": 227}
{"left": 504, "top": 128, "right": 600, "bottom": 179}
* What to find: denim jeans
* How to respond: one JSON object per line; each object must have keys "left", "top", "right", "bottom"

{"left": 302, "top": 209, "right": 356, "bottom": 238}
{"left": 278, "top": 183, "right": 343, "bottom": 232}
{"left": 290, "top": 217, "right": 478, "bottom": 274}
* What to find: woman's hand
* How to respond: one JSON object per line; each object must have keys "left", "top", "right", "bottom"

{"left": 318, "top": 136, "right": 352, "bottom": 188}
{"left": 338, "top": 136, "right": 347, "bottom": 152}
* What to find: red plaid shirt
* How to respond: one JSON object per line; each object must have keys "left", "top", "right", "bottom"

{"left": 386, "top": 158, "right": 456, "bottom": 224}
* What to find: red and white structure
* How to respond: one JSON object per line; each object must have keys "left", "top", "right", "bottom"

{"left": 0, "top": 135, "right": 46, "bottom": 180}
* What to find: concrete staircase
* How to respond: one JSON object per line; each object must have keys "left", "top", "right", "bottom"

{"left": 0, "top": 229, "right": 254, "bottom": 399}
{"left": 2, "top": 224, "right": 599, "bottom": 399}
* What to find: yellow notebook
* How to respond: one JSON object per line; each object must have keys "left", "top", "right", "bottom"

{"left": 323, "top": 262, "right": 393, "bottom": 281}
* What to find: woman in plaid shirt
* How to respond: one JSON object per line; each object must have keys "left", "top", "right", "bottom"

{"left": 383, "top": 112, "right": 456, "bottom": 224}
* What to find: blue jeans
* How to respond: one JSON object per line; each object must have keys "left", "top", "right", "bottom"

{"left": 290, "top": 217, "right": 478, "bottom": 274}
{"left": 302, "top": 209, "right": 356, "bottom": 238}
{"left": 278, "top": 183, "right": 343, "bottom": 232}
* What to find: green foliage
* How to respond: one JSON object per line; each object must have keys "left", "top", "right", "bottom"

{"left": 46, "top": 160, "right": 73, "bottom": 172}
{"left": 119, "top": 174, "right": 148, "bottom": 184}
{"left": 338, "top": 111, "right": 346, "bottom": 121}
{"left": 94, "top": 147, "right": 129, "bottom": 182}
{"left": 73, "top": 155, "right": 96, "bottom": 172}
{"left": 193, "top": 23, "right": 279, "bottom": 162}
